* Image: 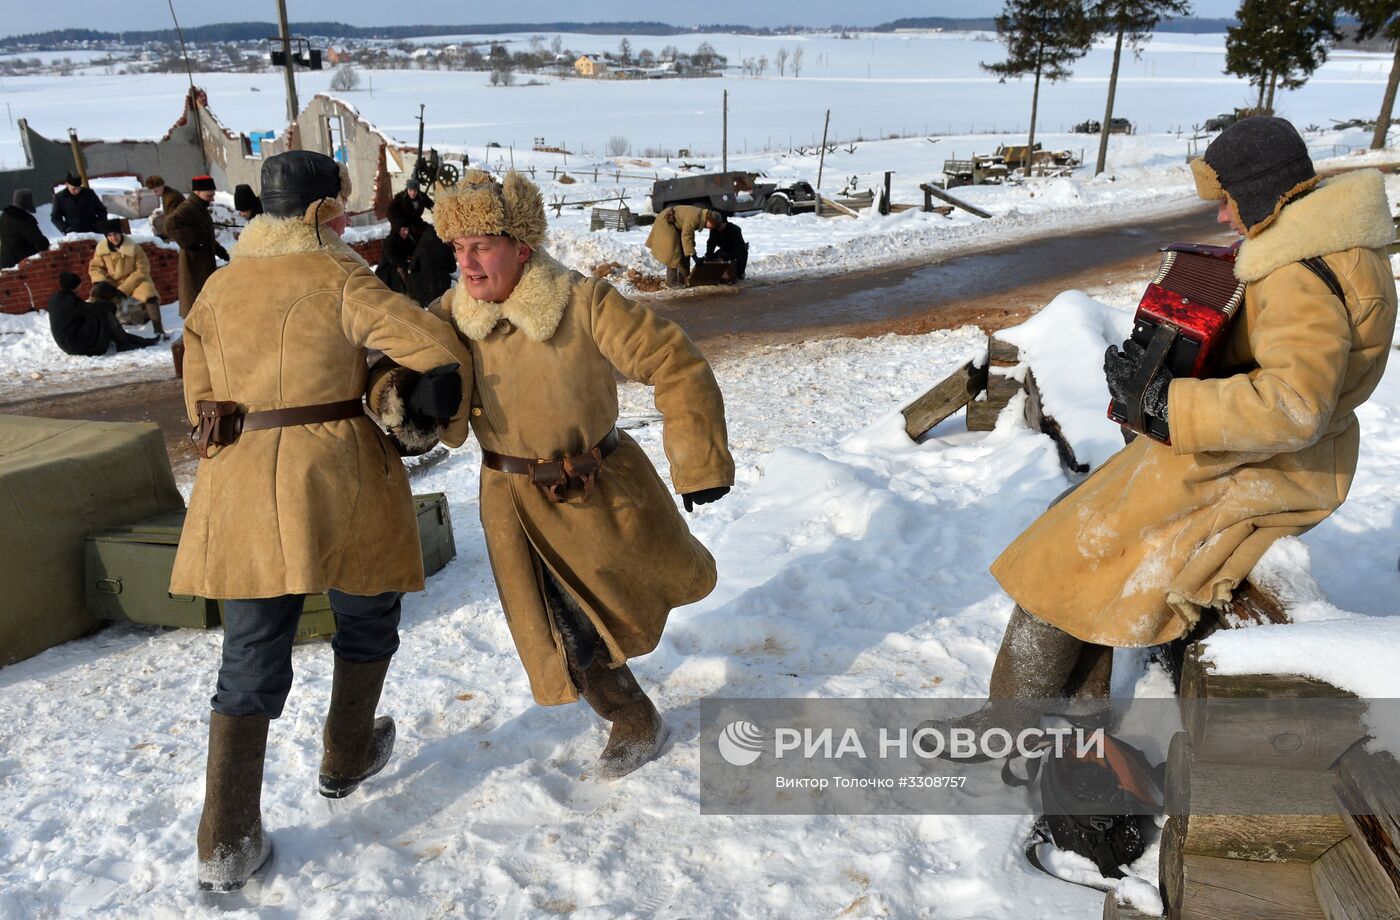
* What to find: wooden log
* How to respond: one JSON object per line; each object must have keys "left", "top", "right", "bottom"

{"left": 900, "top": 359, "right": 988, "bottom": 439}
{"left": 1311, "top": 838, "right": 1400, "bottom": 920}
{"left": 1165, "top": 733, "right": 1348, "bottom": 864}
{"left": 1336, "top": 746, "right": 1400, "bottom": 906}
{"left": 1023, "top": 369, "right": 1088, "bottom": 475}
{"left": 1216, "top": 578, "right": 1293, "bottom": 627}
{"left": 965, "top": 395, "right": 1003, "bottom": 432}
{"left": 1179, "top": 644, "right": 1365, "bottom": 771}
{"left": 918, "top": 182, "right": 994, "bottom": 218}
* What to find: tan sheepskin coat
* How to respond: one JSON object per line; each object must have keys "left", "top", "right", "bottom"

{"left": 419, "top": 251, "right": 734, "bottom": 705}
{"left": 992, "top": 169, "right": 1397, "bottom": 646}
{"left": 170, "top": 212, "right": 473, "bottom": 599}
{"left": 89, "top": 237, "right": 159, "bottom": 303}
{"left": 645, "top": 205, "right": 711, "bottom": 268}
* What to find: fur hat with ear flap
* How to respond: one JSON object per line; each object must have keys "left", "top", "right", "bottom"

{"left": 259, "top": 150, "right": 352, "bottom": 225}
{"left": 433, "top": 169, "right": 546, "bottom": 248}
{"left": 1191, "top": 116, "right": 1319, "bottom": 238}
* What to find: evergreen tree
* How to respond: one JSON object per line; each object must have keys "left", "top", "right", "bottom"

{"left": 983, "top": 0, "right": 1098, "bottom": 176}
{"left": 1225, "top": 0, "right": 1339, "bottom": 115}
{"left": 1344, "top": 0, "right": 1400, "bottom": 149}
{"left": 1091, "top": 0, "right": 1192, "bottom": 175}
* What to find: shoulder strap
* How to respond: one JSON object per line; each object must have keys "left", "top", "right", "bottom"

{"left": 1299, "top": 256, "right": 1345, "bottom": 302}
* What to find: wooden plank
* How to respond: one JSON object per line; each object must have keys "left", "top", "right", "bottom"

{"left": 1166, "top": 733, "right": 1348, "bottom": 864}
{"left": 1311, "top": 838, "right": 1400, "bottom": 920}
{"left": 1024, "top": 369, "right": 1088, "bottom": 475}
{"left": 900, "top": 359, "right": 988, "bottom": 439}
{"left": 987, "top": 335, "right": 1021, "bottom": 366}
{"left": 1217, "top": 579, "right": 1292, "bottom": 627}
{"left": 918, "top": 182, "right": 994, "bottom": 218}
{"left": 818, "top": 194, "right": 860, "bottom": 218}
{"left": 1171, "top": 855, "right": 1325, "bottom": 920}
{"left": 965, "top": 395, "right": 1003, "bottom": 432}
{"left": 1337, "top": 746, "right": 1400, "bottom": 905}
{"left": 967, "top": 336, "right": 1024, "bottom": 432}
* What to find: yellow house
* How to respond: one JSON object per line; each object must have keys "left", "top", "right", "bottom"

{"left": 574, "top": 55, "right": 609, "bottom": 77}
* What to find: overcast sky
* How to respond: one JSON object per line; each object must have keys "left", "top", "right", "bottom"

{"left": 5, "top": 0, "right": 1242, "bottom": 37}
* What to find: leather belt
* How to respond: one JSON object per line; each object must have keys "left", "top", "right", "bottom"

{"left": 481, "top": 427, "right": 620, "bottom": 503}
{"left": 241, "top": 398, "right": 365, "bottom": 432}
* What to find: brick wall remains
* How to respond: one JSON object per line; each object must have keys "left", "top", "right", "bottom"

{"left": 2, "top": 235, "right": 387, "bottom": 315}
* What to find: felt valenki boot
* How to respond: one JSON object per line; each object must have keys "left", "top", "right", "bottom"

{"left": 579, "top": 658, "right": 669, "bottom": 780}
{"left": 318, "top": 656, "right": 396, "bottom": 799}
{"left": 197, "top": 712, "right": 273, "bottom": 892}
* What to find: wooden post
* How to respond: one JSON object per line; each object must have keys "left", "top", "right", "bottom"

{"left": 919, "top": 183, "right": 992, "bottom": 219}
{"left": 880, "top": 170, "right": 892, "bottom": 216}
{"left": 722, "top": 89, "right": 728, "bottom": 173}
{"left": 816, "top": 109, "right": 831, "bottom": 190}
{"left": 275, "top": 0, "right": 300, "bottom": 142}
{"left": 67, "top": 129, "right": 89, "bottom": 186}
{"left": 900, "top": 360, "right": 987, "bottom": 439}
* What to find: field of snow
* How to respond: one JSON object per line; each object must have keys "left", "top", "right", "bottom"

{"left": 3, "top": 264, "right": 1398, "bottom": 916}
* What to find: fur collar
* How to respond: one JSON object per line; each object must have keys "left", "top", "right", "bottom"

{"left": 443, "top": 249, "right": 576, "bottom": 341}
{"left": 1235, "top": 170, "right": 1394, "bottom": 282}
{"left": 96, "top": 237, "right": 136, "bottom": 256}
{"left": 231, "top": 215, "right": 367, "bottom": 267}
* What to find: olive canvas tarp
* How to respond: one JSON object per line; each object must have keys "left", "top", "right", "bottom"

{"left": 0, "top": 415, "right": 183, "bottom": 667}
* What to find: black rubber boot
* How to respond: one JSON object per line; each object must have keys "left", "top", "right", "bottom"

{"left": 318, "top": 655, "right": 396, "bottom": 799}
{"left": 197, "top": 712, "right": 273, "bottom": 892}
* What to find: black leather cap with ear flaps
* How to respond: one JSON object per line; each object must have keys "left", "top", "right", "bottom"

{"left": 260, "top": 150, "right": 342, "bottom": 218}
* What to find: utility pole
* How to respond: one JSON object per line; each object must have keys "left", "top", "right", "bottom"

{"left": 816, "top": 109, "right": 831, "bottom": 189}
{"left": 722, "top": 89, "right": 728, "bottom": 172}
{"left": 276, "top": 0, "right": 300, "bottom": 144}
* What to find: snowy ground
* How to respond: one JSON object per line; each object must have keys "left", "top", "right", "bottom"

{"left": 3, "top": 261, "right": 1398, "bottom": 916}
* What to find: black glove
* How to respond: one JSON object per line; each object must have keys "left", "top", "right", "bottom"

{"left": 1105, "top": 341, "right": 1172, "bottom": 419}
{"left": 215, "top": 243, "right": 230, "bottom": 262}
{"left": 682, "top": 486, "right": 729, "bottom": 513}
{"left": 406, "top": 363, "right": 462, "bottom": 421}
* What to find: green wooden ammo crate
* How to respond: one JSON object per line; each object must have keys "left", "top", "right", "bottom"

{"left": 84, "top": 493, "right": 456, "bottom": 640}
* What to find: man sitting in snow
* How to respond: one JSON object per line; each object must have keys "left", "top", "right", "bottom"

{"left": 368, "top": 169, "right": 734, "bottom": 780}
{"left": 46, "top": 272, "right": 158, "bottom": 356}
{"left": 89, "top": 218, "right": 168, "bottom": 339}
{"left": 982, "top": 117, "right": 1397, "bottom": 704}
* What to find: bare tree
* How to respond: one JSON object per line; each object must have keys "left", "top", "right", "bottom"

{"left": 758, "top": 55, "right": 769, "bottom": 76}
{"left": 775, "top": 47, "right": 789, "bottom": 76}
{"left": 329, "top": 64, "right": 360, "bottom": 91}
{"left": 607, "top": 135, "right": 630, "bottom": 156}
{"left": 551, "top": 36, "right": 564, "bottom": 56}
{"left": 792, "top": 46, "right": 804, "bottom": 77}
{"left": 639, "top": 48, "right": 656, "bottom": 65}
{"left": 618, "top": 37, "right": 633, "bottom": 63}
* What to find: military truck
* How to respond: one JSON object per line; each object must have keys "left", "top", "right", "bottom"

{"left": 941, "top": 154, "right": 1009, "bottom": 188}
{"left": 649, "top": 171, "right": 817, "bottom": 215}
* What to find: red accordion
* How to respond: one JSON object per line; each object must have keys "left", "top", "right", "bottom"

{"left": 1108, "top": 242, "right": 1245, "bottom": 443}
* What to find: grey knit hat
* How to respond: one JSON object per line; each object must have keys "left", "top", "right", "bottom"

{"left": 11, "top": 189, "right": 35, "bottom": 212}
{"left": 1191, "top": 116, "right": 1318, "bottom": 237}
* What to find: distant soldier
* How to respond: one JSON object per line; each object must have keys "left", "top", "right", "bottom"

{"left": 233, "top": 184, "right": 263, "bottom": 220}
{"left": 408, "top": 226, "right": 456, "bottom": 307}
{"left": 144, "top": 174, "right": 185, "bottom": 241}
{"left": 375, "top": 223, "right": 415, "bottom": 294}
{"left": 645, "top": 204, "right": 712, "bottom": 287}
{"left": 0, "top": 189, "right": 49, "bottom": 269}
{"left": 387, "top": 178, "right": 433, "bottom": 238}
{"left": 89, "top": 218, "right": 167, "bottom": 338}
{"left": 165, "top": 175, "right": 227, "bottom": 318}
{"left": 50, "top": 173, "right": 107, "bottom": 235}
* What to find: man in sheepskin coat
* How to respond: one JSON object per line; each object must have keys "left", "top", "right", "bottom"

{"left": 370, "top": 169, "right": 734, "bottom": 780}
{"left": 645, "top": 204, "right": 714, "bottom": 287}
{"left": 172, "top": 150, "right": 474, "bottom": 892}
{"left": 89, "top": 218, "right": 167, "bottom": 338}
{"left": 986, "top": 117, "right": 1396, "bottom": 703}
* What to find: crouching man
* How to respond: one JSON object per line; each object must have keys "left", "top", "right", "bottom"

{"left": 984, "top": 117, "right": 1396, "bottom": 704}
{"left": 170, "top": 150, "right": 473, "bottom": 892}
{"left": 372, "top": 170, "right": 734, "bottom": 779}
{"left": 645, "top": 204, "right": 713, "bottom": 287}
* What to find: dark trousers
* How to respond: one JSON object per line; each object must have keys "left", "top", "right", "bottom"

{"left": 212, "top": 591, "right": 402, "bottom": 718}
{"left": 710, "top": 244, "right": 748, "bottom": 279}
